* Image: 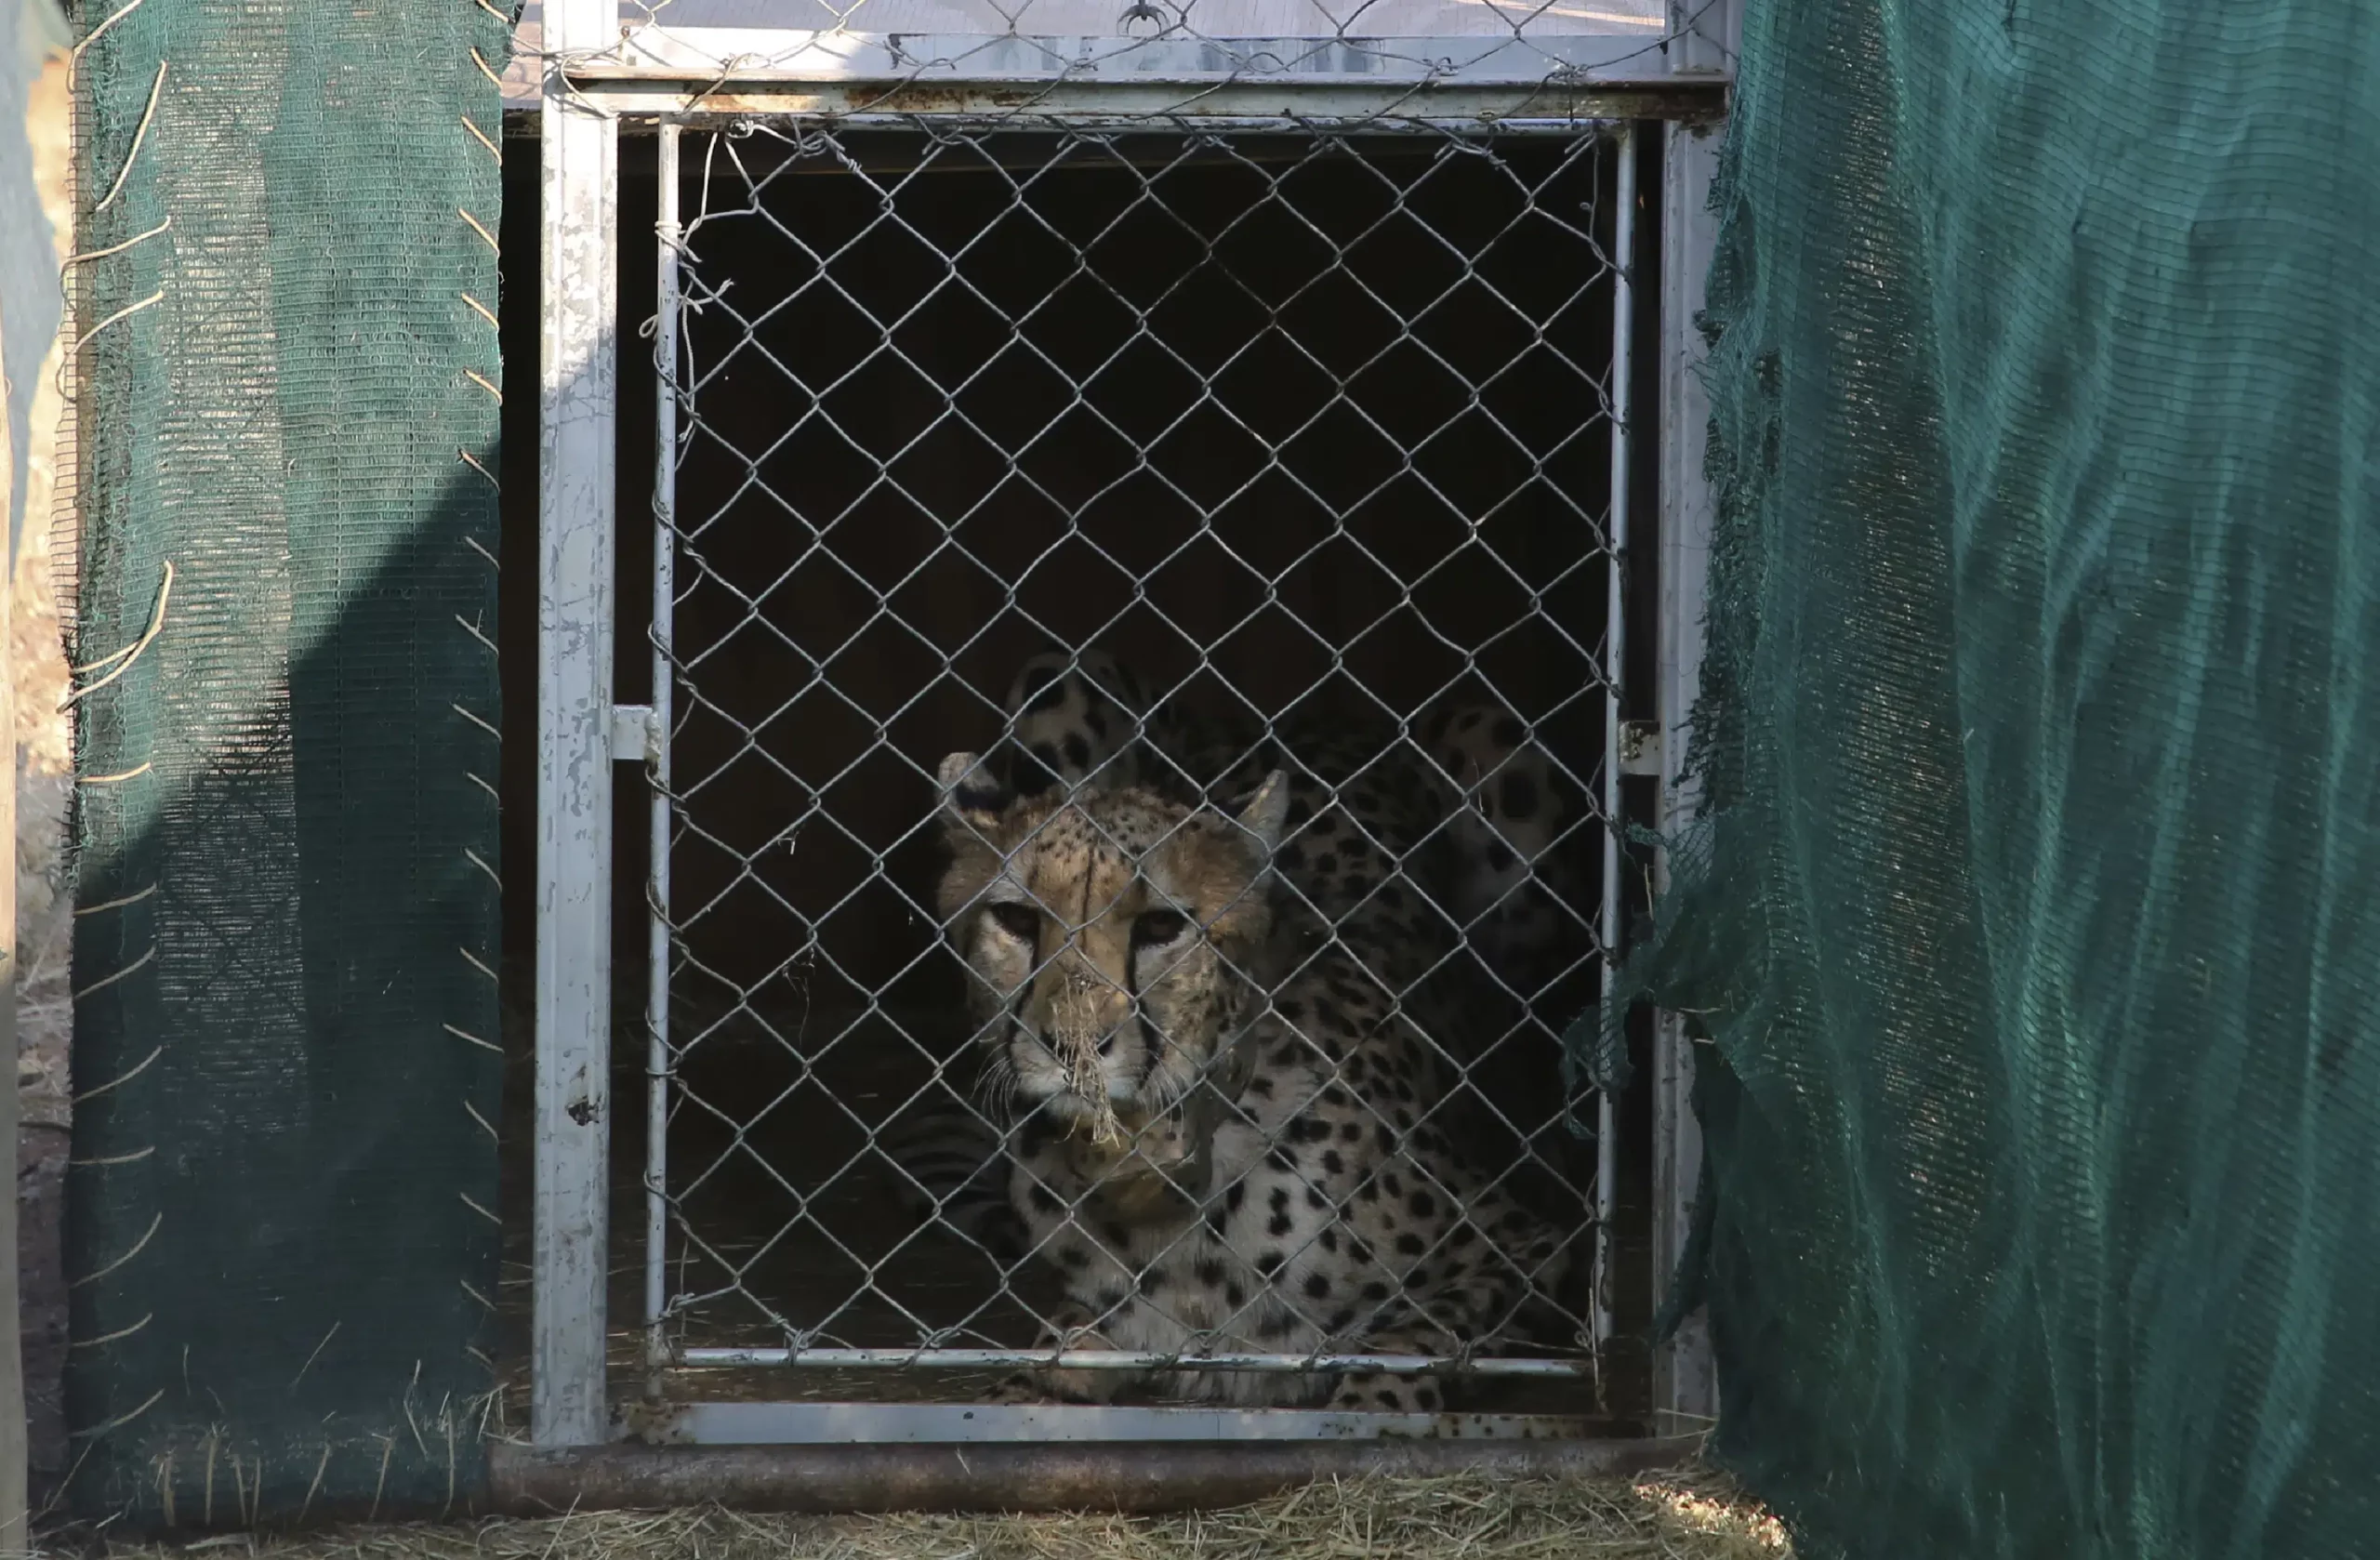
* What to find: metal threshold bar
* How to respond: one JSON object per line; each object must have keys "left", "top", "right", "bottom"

{"left": 681, "top": 1346, "right": 1591, "bottom": 1375}
{"left": 636, "top": 1400, "right": 1624, "bottom": 1444}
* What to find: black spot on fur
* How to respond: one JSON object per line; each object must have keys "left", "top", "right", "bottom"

{"left": 1395, "top": 1234, "right": 1426, "bottom": 1256}
{"left": 1028, "top": 1184, "right": 1061, "bottom": 1214}
{"left": 1269, "top": 1213, "right": 1294, "bottom": 1237}
{"left": 1258, "top": 1252, "right": 1285, "bottom": 1276}
{"left": 1485, "top": 841, "right": 1515, "bottom": 873}
{"left": 1020, "top": 668, "right": 1064, "bottom": 711}
{"left": 1305, "top": 1187, "right": 1329, "bottom": 1210}
{"left": 1322, "top": 1150, "right": 1345, "bottom": 1175}
{"left": 1500, "top": 772, "right": 1540, "bottom": 820}
{"left": 1226, "top": 1183, "right": 1246, "bottom": 1210}
{"left": 1304, "top": 1274, "right": 1332, "bottom": 1300}
{"left": 1408, "top": 1191, "right": 1436, "bottom": 1219}
{"left": 1226, "top": 1283, "right": 1248, "bottom": 1308}
{"left": 1195, "top": 1258, "right": 1227, "bottom": 1286}
{"left": 1492, "top": 716, "right": 1523, "bottom": 748}
{"left": 1062, "top": 734, "right": 1091, "bottom": 772}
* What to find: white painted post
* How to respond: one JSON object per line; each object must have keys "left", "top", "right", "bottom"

{"left": 535, "top": 0, "right": 621, "bottom": 1448}
{"left": 644, "top": 120, "right": 681, "bottom": 1390}
{"left": 1649, "top": 115, "right": 1722, "bottom": 1439}
{"left": 1591, "top": 121, "right": 1638, "bottom": 1373}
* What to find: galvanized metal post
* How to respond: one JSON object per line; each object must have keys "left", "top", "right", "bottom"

{"left": 535, "top": 0, "right": 621, "bottom": 1448}
{"left": 1591, "top": 121, "right": 1637, "bottom": 1372}
{"left": 1649, "top": 116, "right": 1721, "bottom": 1438}
{"left": 645, "top": 120, "right": 681, "bottom": 1393}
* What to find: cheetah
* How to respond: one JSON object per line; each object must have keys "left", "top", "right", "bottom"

{"left": 890, "top": 649, "right": 1596, "bottom": 1252}
{"left": 931, "top": 681, "right": 1576, "bottom": 1411}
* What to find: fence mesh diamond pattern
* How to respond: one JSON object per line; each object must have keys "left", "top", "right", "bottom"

{"left": 632, "top": 120, "right": 1639, "bottom": 1414}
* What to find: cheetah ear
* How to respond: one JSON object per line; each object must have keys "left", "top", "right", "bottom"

{"left": 937, "top": 750, "right": 1012, "bottom": 835}
{"left": 1230, "top": 769, "right": 1291, "bottom": 855}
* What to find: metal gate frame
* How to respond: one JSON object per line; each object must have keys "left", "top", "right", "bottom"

{"left": 530, "top": 0, "right": 1735, "bottom": 1452}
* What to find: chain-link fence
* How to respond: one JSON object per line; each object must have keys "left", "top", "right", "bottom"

{"left": 624, "top": 112, "right": 1649, "bottom": 1428}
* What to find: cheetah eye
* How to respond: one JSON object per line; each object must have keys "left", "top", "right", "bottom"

{"left": 1132, "top": 909, "right": 1190, "bottom": 947}
{"left": 985, "top": 903, "right": 1041, "bottom": 943}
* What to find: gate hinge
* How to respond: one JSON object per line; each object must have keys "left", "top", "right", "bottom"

{"left": 1619, "top": 721, "right": 1662, "bottom": 778}
{"left": 612, "top": 703, "right": 658, "bottom": 764}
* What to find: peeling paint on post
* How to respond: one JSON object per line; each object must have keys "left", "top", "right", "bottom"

{"left": 535, "top": 0, "right": 620, "bottom": 1449}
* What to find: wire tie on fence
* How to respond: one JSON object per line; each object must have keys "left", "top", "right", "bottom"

{"left": 72, "top": 944, "right": 155, "bottom": 1000}
{"left": 93, "top": 61, "right": 167, "bottom": 215}
{"left": 460, "top": 946, "right": 499, "bottom": 983}
{"left": 459, "top": 207, "right": 499, "bottom": 256}
{"left": 459, "top": 1193, "right": 501, "bottom": 1226}
{"left": 61, "top": 559, "right": 174, "bottom": 709}
{"left": 465, "top": 849, "right": 502, "bottom": 891}
{"left": 67, "top": 1388, "right": 162, "bottom": 1440}
{"left": 70, "top": 1313, "right": 152, "bottom": 1350}
{"left": 443, "top": 1023, "right": 501, "bottom": 1055}
{"left": 459, "top": 1279, "right": 496, "bottom": 1314}
{"left": 453, "top": 702, "right": 500, "bottom": 739}
{"left": 60, "top": 289, "right": 165, "bottom": 397}
{"left": 463, "top": 534, "right": 500, "bottom": 574}
{"left": 469, "top": 46, "right": 504, "bottom": 88}
{"left": 71, "top": 0, "right": 155, "bottom": 59}
{"left": 72, "top": 1045, "right": 160, "bottom": 1104}
{"left": 466, "top": 770, "right": 499, "bottom": 803}
{"left": 78, "top": 761, "right": 152, "bottom": 786}
{"left": 456, "top": 612, "right": 497, "bottom": 654}
{"left": 457, "top": 446, "right": 500, "bottom": 490}
{"left": 60, "top": 215, "right": 170, "bottom": 288}
{"left": 70, "top": 1210, "right": 161, "bottom": 1289}
{"left": 465, "top": 368, "right": 502, "bottom": 404}
{"left": 474, "top": 0, "right": 510, "bottom": 23}
{"left": 69, "top": 1145, "right": 155, "bottom": 1168}
{"left": 463, "top": 113, "right": 500, "bottom": 161}
{"left": 75, "top": 882, "right": 158, "bottom": 917}
{"left": 463, "top": 1099, "right": 499, "bottom": 1144}
{"left": 462, "top": 292, "right": 499, "bottom": 331}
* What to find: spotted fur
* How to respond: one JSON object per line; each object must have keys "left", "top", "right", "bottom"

{"left": 931, "top": 694, "right": 1573, "bottom": 1412}
{"left": 1417, "top": 703, "right": 1593, "bottom": 996}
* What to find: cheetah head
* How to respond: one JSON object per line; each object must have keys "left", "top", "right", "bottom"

{"left": 933, "top": 749, "right": 1290, "bottom": 1143}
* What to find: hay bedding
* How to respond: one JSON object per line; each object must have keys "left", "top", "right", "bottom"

{"left": 76, "top": 1469, "right": 1787, "bottom": 1560}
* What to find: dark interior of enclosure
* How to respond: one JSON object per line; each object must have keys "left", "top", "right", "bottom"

{"left": 496, "top": 122, "right": 1666, "bottom": 1424}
